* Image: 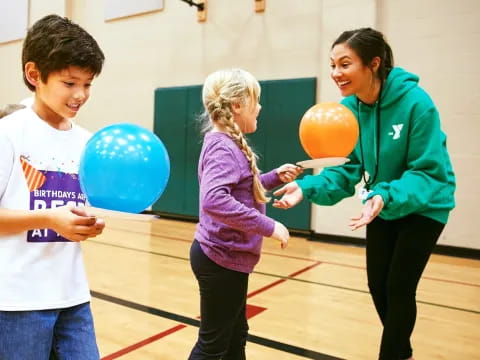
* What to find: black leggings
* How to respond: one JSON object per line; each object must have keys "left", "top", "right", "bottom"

{"left": 366, "top": 214, "right": 445, "bottom": 360}
{"left": 188, "top": 240, "right": 249, "bottom": 360}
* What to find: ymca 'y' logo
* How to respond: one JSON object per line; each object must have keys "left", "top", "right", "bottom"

{"left": 389, "top": 124, "right": 404, "bottom": 140}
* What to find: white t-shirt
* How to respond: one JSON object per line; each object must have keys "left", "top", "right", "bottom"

{"left": 0, "top": 107, "right": 92, "bottom": 310}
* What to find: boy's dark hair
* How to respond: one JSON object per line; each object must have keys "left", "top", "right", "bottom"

{"left": 332, "top": 27, "right": 394, "bottom": 83}
{"left": 22, "top": 14, "right": 105, "bottom": 91}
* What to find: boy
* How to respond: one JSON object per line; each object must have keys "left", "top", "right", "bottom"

{"left": 0, "top": 14, "right": 105, "bottom": 359}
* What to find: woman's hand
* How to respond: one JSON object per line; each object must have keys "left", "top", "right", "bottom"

{"left": 276, "top": 164, "right": 303, "bottom": 183}
{"left": 272, "top": 182, "right": 304, "bottom": 209}
{"left": 349, "top": 195, "right": 384, "bottom": 230}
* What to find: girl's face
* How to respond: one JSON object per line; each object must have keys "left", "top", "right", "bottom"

{"left": 233, "top": 97, "right": 261, "bottom": 134}
{"left": 330, "top": 43, "right": 377, "bottom": 101}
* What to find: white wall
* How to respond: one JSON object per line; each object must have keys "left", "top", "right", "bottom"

{"left": 377, "top": 0, "right": 480, "bottom": 249}
{"left": 0, "top": 0, "right": 478, "bottom": 249}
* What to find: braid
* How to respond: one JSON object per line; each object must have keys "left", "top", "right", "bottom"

{"left": 201, "top": 68, "right": 269, "bottom": 203}
{"left": 216, "top": 104, "right": 270, "bottom": 203}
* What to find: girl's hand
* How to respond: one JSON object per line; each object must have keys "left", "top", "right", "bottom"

{"left": 271, "top": 221, "right": 290, "bottom": 249}
{"left": 349, "top": 195, "right": 384, "bottom": 230}
{"left": 277, "top": 164, "right": 303, "bottom": 183}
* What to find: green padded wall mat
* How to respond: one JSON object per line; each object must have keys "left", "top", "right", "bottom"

{"left": 153, "top": 77, "right": 316, "bottom": 231}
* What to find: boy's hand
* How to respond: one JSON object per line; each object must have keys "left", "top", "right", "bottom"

{"left": 72, "top": 206, "right": 106, "bottom": 234}
{"left": 277, "top": 164, "right": 303, "bottom": 183}
{"left": 47, "top": 205, "right": 105, "bottom": 242}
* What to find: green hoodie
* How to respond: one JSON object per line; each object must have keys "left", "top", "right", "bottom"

{"left": 297, "top": 67, "right": 456, "bottom": 224}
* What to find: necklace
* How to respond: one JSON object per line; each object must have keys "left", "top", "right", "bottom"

{"left": 357, "top": 84, "right": 383, "bottom": 190}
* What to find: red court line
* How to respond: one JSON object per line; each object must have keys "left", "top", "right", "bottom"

{"left": 247, "top": 278, "right": 286, "bottom": 299}
{"left": 289, "top": 261, "right": 323, "bottom": 277}
{"left": 248, "top": 261, "right": 321, "bottom": 298}
{"left": 101, "top": 324, "right": 187, "bottom": 360}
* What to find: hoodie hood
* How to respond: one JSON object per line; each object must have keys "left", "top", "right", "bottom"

{"left": 380, "top": 67, "right": 419, "bottom": 107}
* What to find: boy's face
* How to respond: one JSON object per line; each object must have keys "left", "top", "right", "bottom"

{"left": 31, "top": 65, "right": 94, "bottom": 128}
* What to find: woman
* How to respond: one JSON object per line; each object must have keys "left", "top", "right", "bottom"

{"left": 274, "top": 28, "right": 455, "bottom": 360}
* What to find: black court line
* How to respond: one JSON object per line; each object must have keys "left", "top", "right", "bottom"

{"left": 91, "top": 290, "right": 344, "bottom": 360}
{"left": 89, "top": 240, "right": 480, "bottom": 315}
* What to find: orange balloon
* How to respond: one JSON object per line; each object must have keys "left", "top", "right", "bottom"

{"left": 299, "top": 102, "right": 359, "bottom": 158}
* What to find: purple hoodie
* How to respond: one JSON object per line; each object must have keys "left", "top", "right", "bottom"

{"left": 194, "top": 132, "right": 283, "bottom": 273}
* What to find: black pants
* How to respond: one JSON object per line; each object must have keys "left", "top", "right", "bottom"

{"left": 366, "top": 214, "right": 445, "bottom": 360}
{"left": 188, "top": 240, "right": 249, "bottom": 360}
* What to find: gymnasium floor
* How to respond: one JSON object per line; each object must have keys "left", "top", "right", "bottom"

{"left": 82, "top": 214, "right": 480, "bottom": 359}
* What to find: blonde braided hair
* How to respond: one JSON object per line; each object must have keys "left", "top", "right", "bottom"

{"left": 201, "top": 69, "right": 269, "bottom": 203}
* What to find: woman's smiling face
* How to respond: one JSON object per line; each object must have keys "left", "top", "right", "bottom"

{"left": 330, "top": 43, "right": 377, "bottom": 100}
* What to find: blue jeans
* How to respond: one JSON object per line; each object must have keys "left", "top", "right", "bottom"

{"left": 0, "top": 302, "right": 99, "bottom": 360}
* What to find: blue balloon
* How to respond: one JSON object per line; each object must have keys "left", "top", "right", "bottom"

{"left": 79, "top": 123, "right": 170, "bottom": 213}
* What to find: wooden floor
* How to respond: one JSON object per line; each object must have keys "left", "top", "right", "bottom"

{"left": 82, "top": 214, "right": 480, "bottom": 359}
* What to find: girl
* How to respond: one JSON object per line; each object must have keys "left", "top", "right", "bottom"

{"left": 274, "top": 28, "right": 455, "bottom": 360}
{"left": 189, "top": 68, "right": 302, "bottom": 359}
